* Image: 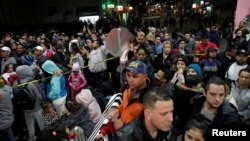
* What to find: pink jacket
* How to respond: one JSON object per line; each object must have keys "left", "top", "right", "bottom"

{"left": 75, "top": 89, "right": 102, "bottom": 123}
{"left": 68, "top": 73, "right": 87, "bottom": 91}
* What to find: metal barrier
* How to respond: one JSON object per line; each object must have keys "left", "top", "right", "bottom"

{"left": 87, "top": 93, "right": 122, "bottom": 141}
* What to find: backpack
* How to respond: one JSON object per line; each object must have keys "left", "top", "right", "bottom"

{"left": 13, "top": 80, "right": 36, "bottom": 110}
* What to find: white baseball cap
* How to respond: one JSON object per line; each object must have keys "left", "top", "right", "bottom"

{"left": 35, "top": 46, "right": 44, "bottom": 51}
{"left": 1, "top": 46, "right": 11, "bottom": 52}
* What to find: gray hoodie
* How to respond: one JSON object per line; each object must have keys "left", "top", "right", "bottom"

{"left": 0, "top": 85, "right": 14, "bottom": 130}
{"left": 14, "top": 65, "right": 43, "bottom": 113}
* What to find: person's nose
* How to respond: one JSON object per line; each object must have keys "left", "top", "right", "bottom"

{"left": 215, "top": 95, "right": 221, "bottom": 102}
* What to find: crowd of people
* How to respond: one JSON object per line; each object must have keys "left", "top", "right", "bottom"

{"left": 0, "top": 17, "right": 249, "bottom": 141}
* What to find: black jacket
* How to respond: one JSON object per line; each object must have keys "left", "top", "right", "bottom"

{"left": 189, "top": 95, "right": 240, "bottom": 128}
{"left": 216, "top": 51, "right": 235, "bottom": 78}
{"left": 112, "top": 115, "right": 170, "bottom": 141}
{"left": 153, "top": 53, "right": 173, "bottom": 71}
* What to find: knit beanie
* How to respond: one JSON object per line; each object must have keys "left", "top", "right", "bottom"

{"left": 187, "top": 63, "right": 202, "bottom": 76}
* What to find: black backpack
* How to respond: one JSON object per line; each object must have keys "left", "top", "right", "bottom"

{"left": 13, "top": 80, "right": 36, "bottom": 110}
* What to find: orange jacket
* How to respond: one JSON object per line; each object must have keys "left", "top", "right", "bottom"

{"left": 118, "top": 88, "right": 144, "bottom": 124}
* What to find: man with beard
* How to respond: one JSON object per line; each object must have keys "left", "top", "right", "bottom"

{"left": 216, "top": 45, "right": 237, "bottom": 79}
{"left": 231, "top": 30, "right": 248, "bottom": 51}
{"left": 199, "top": 47, "right": 222, "bottom": 83}
{"left": 226, "top": 49, "right": 248, "bottom": 81}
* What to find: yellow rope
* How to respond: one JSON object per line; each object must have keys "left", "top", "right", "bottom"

{"left": 16, "top": 56, "right": 119, "bottom": 87}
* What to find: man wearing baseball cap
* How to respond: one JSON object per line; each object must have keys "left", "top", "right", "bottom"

{"left": 107, "top": 60, "right": 151, "bottom": 130}
{"left": 0, "top": 46, "right": 17, "bottom": 74}
{"left": 226, "top": 49, "right": 248, "bottom": 81}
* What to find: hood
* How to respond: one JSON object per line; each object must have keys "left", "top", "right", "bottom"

{"left": 16, "top": 65, "right": 34, "bottom": 79}
{"left": 41, "top": 60, "right": 59, "bottom": 74}
{"left": 72, "top": 62, "right": 80, "bottom": 72}
{"left": 67, "top": 106, "right": 89, "bottom": 129}
{"left": 75, "top": 89, "right": 94, "bottom": 105}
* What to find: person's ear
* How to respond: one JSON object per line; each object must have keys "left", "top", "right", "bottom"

{"left": 203, "top": 92, "right": 206, "bottom": 96}
{"left": 144, "top": 109, "right": 151, "bottom": 120}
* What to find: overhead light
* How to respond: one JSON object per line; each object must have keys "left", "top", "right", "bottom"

{"left": 117, "top": 5, "right": 123, "bottom": 12}
{"left": 107, "top": 4, "right": 114, "bottom": 9}
{"left": 192, "top": 3, "right": 197, "bottom": 9}
{"left": 206, "top": 6, "right": 211, "bottom": 12}
{"left": 128, "top": 6, "right": 133, "bottom": 11}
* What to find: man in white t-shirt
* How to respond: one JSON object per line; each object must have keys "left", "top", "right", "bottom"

{"left": 226, "top": 49, "right": 248, "bottom": 81}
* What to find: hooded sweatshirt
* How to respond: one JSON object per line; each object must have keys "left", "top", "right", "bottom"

{"left": 14, "top": 65, "right": 43, "bottom": 112}
{"left": 75, "top": 89, "right": 102, "bottom": 123}
{"left": 0, "top": 85, "right": 14, "bottom": 130}
{"left": 65, "top": 106, "right": 94, "bottom": 138}
{"left": 42, "top": 60, "right": 67, "bottom": 101}
{"left": 68, "top": 63, "right": 87, "bottom": 100}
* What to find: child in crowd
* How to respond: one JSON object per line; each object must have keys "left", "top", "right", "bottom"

{"left": 42, "top": 102, "right": 59, "bottom": 128}
{"left": 75, "top": 89, "right": 102, "bottom": 124}
{"left": 68, "top": 63, "right": 87, "bottom": 100}
{"left": 2, "top": 63, "right": 18, "bottom": 86}
{"left": 170, "top": 56, "right": 188, "bottom": 85}
{"left": 37, "top": 122, "right": 74, "bottom": 141}
{"left": 224, "top": 80, "right": 238, "bottom": 111}
{"left": 177, "top": 116, "right": 208, "bottom": 141}
{"left": 63, "top": 100, "right": 94, "bottom": 139}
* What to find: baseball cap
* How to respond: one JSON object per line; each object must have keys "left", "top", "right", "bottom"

{"left": 1, "top": 46, "right": 11, "bottom": 52}
{"left": 236, "top": 49, "right": 248, "bottom": 56}
{"left": 34, "top": 46, "right": 44, "bottom": 51}
{"left": 125, "top": 61, "right": 148, "bottom": 74}
{"left": 174, "top": 55, "right": 188, "bottom": 66}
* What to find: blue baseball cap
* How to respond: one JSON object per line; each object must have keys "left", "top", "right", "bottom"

{"left": 125, "top": 61, "right": 148, "bottom": 74}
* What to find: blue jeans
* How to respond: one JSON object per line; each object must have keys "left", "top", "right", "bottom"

{"left": 0, "top": 127, "right": 16, "bottom": 141}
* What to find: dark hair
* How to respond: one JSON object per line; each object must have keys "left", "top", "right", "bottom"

{"left": 143, "top": 86, "right": 172, "bottom": 109}
{"left": 224, "top": 79, "right": 232, "bottom": 90}
{"left": 43, "top": 42, "right": 51, "bottom": 49}
{"left": 185, "top": 75, "right": 202, "bottom": 88}
{"left": 226, "top": 44, "right": 237, "bottom": 52}
{"left": 3, "top": 63, "right": 16, "bottom": 73}
{"left": 37, "top": 122, "right": 68, "bottom": 141}
{"left": 71, "top": 42, "right": 79, "bottom": 53}
{"left": 136, "top": 43, "right": 150, "bottom": 56}
{"left": 205, "top": 76, "right": 226, "bottom": 93}
{"left": 155, "top": 34, "right": 161, "bottom": 38}
{"left": 93, "top": 38, "right": 102, "bottom": 46}
{"left": 66, "top": 100, "right": 82, "bottom": 113}
{"left": 238, "top": 68, "right": 250, "bottom": 76}
{"left": 55, "top": 43, "right": 65, "bottom": 50}
{"left": 178, "top": 38, "right": 187, "bottom": 45}
{"left": 184, "top": 115, "right": 208, "bottom": 141}
{"left": 42, "top": 102, "right": 54, "bottom": 114}
{"left": 160, "top": 68, "right": 171, "bottom": 82}
{"left": 84, "top": 46, "right": 91, "bottom": 53}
